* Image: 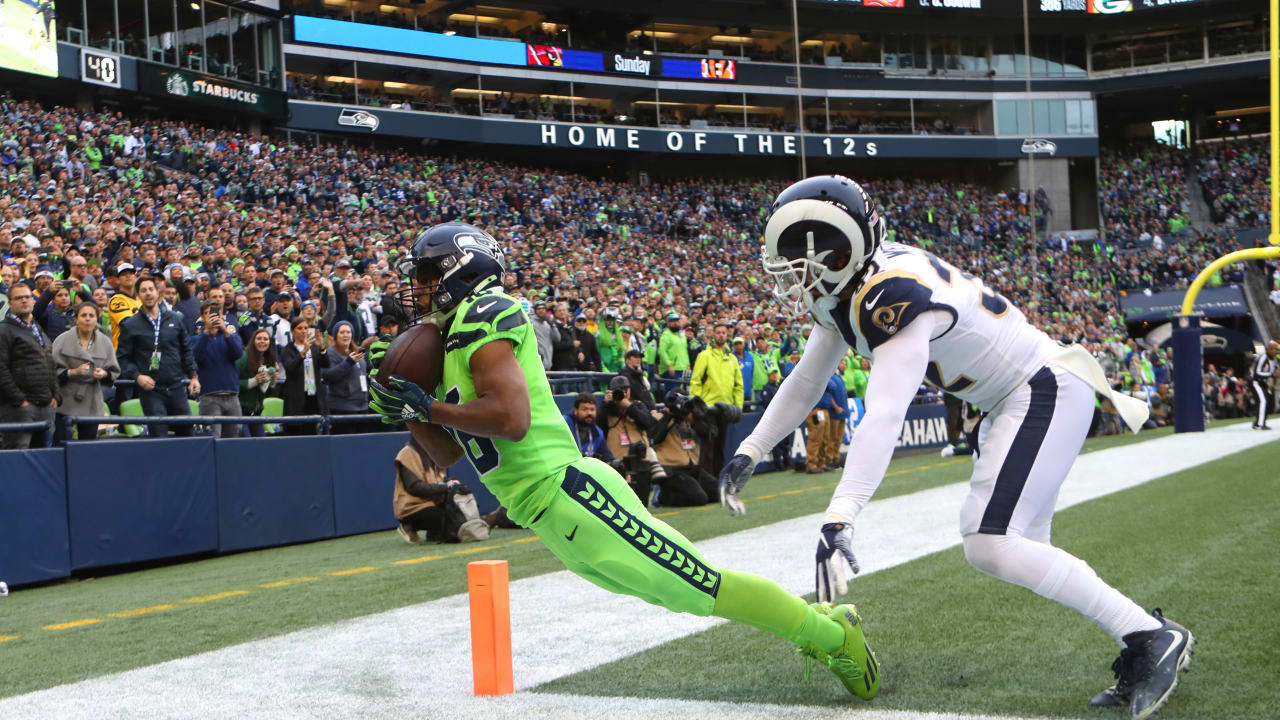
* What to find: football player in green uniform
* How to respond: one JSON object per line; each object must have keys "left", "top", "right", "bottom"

{"left": 368, "top": 222, "right": 879, "bottom": 698}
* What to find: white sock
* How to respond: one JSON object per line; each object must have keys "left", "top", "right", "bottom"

{"left": 965, "top": 534, "right": 1162, "bottom": 643}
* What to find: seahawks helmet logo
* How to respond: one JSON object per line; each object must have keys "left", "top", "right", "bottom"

{"left": 338, "top": 108, "right": 380, "bottom": 131}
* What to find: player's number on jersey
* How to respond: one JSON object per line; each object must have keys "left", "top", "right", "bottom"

{"left": 925, "top": 253, "right": 1009, "bottom": 318}
{"left": 444, "top": 387, "right": 501, "bottom": 475}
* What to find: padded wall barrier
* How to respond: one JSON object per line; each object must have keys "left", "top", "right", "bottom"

{"left": 66, "top": 438, "right": 219, "bottom": 570}
{"left": 215, "top": 436, "right": 335, "bottom": 552}
{"left": 0, "top": 448, "right": 70, "bottom": 585}
{"left": 330, "top": 432, "right": 405, "bottom": 536}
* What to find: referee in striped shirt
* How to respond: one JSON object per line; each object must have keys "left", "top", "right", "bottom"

{"left": 1251, "top": 341, "right": 1279, "bottom": 430}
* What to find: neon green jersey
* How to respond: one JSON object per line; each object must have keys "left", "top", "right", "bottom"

{"left": 437, "top": 288, "right": 582, "bottom": 525}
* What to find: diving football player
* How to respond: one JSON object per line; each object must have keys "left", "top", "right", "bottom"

{"left": 368, "top": 222, "right": 880, "bottom": 698}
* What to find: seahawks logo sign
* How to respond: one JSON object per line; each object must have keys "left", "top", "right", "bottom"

{"left": 337, "top": 108, "right": 380, "bottom": 132}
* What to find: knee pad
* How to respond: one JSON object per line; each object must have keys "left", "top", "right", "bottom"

{"left": 962, "top": 532, "right": 1016, "bottom": 579}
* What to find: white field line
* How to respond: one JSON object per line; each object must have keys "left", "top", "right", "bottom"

{"left": 1, "top": 424, "right": 1271, "bottom": 720}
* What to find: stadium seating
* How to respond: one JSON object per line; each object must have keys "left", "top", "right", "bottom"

{"left": 0, "top": 92, "right": 1269, "bottom": 446}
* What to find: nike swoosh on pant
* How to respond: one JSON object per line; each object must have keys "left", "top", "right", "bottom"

{"left": 565, "top": 526, "right": 578, "bottom": 542}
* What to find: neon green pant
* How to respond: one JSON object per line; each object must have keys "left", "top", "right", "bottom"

{"left": 532, "top": 457, "right": 720, "bottom": 615}
{"left": 530, "top": 457, "right": 846, "bottom": 655}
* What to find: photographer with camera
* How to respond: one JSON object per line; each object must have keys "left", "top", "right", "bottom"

{"left": 618, "top": 349, "right": 656, "bottom": 411}
{"left": 600, "top": 375, "right": 670, "bottom": 506}
{"left": 649, "top": 390, "right": 741, "bottom": 506}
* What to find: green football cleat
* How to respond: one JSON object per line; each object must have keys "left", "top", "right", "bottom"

{"left": 798, "top": 602, "right": 881, "bottom": 700}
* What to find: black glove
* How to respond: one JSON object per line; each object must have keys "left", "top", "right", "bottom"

{"left": 718, "top": 453, "right": 754, "bottom": 516}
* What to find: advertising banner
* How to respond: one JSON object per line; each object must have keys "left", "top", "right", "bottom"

{"left": 138, "top": 63, "right": 287, "bottom": 117}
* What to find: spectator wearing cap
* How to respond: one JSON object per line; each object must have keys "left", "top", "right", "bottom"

{"left": 619, "top": 349, "right": 655, "bottom": 412}
{"left": 321, "top": 321, "right": 370, "bottom": 434}
{"left": 174, "top": 271, "right": 202, "bottom": 334}
{"left": 529, "top": 300, "right": 555, "bottom": 370}
{"left": 193, "top": 299, "right": 245, "bottom": 438}
{"left": 106, "top": 263, "right": 141, "bottom": 349}
{"left": 30, "top": 266, "right": 55, "bottom": 298}
{"left": 657, "top": 312, "right": 689, "bottom": 383}
{"left": 278, "top": 316, "right": 330, "bottom": 435}
{"left": 117, "top": 275, "right": 200, "bottom": 438}
{"left": 732, "top": 335, "right": 754, "bottom": 403}
{"left": 572, "top": 313, "right": 601, "bottom": 372}
{"left": 263, "top": 268, "right": 290, "bottom": 311}
{"left": 271, "top": 293, "right": 296, "bottom": 347}
{"left": 50, "top": 300, "right": 119, "bottom": 442}
{"left": 0, "top": 283, "right": 60, "bottom": 449}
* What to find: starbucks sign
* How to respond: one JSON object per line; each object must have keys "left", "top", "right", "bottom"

{"left": 138, "top": 63, "right": 286, "bottom": 117}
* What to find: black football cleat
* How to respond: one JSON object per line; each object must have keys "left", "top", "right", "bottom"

{"left": 1102, "top": 609, "right": 1194, "bottom": 719}
{"left": 1089, "top": 684, "right": 1128, "bottom": 708}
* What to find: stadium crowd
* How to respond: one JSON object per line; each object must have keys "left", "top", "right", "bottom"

{"left": 1197, "top": 136, "right": 1271, "bottom": 229}
{"left": 0, "top": 93, "right": 1268, "bottom": 449}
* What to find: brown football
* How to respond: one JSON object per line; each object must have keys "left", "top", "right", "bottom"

{"left": 375, "top": 323, "right": 445, "bottom": 394}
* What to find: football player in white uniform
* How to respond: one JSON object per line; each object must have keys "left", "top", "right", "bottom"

{"left": 719, "top": 176, "right": 1193, "bottom": 720}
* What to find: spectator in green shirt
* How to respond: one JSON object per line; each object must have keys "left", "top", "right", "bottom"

{"left": 657, "top": 312, "right": 690, "bottom": 380}
{"left": 750, "top": 335, "right": 780, "bottom": 394}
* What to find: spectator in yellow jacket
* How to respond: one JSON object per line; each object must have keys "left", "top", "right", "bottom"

{"left": 689, "top": 322, "right": 744, "bottom": 477}
{"left": 690, "top": 323, "right": 745, "bottom": 408}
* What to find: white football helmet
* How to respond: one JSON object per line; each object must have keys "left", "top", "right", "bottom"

{"left": 762, "top": 175, "right": 885, "bottom": 327}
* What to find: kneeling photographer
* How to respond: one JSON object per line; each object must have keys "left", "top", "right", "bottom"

{"left": 393, "top": 435, "right": 489, "bottom": 544}
{"left": 600, "top": 376, "right": 670, "bottom": 506}
{"left": 648, "top": 390, "right": 742, "bottom": 506}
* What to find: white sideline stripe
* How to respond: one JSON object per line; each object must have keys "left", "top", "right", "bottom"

{"left": 1, "top": 424, "right": 1270, "bottom": 720}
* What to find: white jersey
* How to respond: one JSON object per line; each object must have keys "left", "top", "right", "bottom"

{"left": 820, "top": 241, "right": 1059, "bottom": 411}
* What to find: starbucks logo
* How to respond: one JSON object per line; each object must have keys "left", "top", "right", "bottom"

{"left": 166, "top": 74, "right": 189, "bottom": 97}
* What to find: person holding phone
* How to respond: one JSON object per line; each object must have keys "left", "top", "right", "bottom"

{"left": 320, "top": 321, "right": 370, "bottom": 434}
{"left": 193, "top": 300, "right": 245, "bottom": 438}
{"left": 278, "top": 318, "right": 330, "bottom": 435}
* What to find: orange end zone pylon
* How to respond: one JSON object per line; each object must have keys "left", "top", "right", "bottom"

{"left": 468, "top": 559, "right": 514, "bottom": 695}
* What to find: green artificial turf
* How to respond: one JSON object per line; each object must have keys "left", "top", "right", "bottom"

{"left": 0, "top": 419, "right": 1249, "bottom": 699}
{"left": 536, "top": 439, "right": 1280, "bottom": 720}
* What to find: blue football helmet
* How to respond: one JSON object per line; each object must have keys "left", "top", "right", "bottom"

{"left": 396, "top": 222, "right": 508, "bottom": 326}
{"left": 762, "top": 175, "right": 885, "bottom": 325}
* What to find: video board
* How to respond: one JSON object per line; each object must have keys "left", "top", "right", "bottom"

{"left": 0, "top": 0, "right": 58, "bottom": 78}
